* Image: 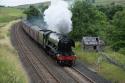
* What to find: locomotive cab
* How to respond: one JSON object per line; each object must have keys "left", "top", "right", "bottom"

{"left": 56, "top": 35, "right": 76, "bottom": 66}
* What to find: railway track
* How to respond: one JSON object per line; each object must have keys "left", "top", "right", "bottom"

{"left": 11, "top": 23, "right": 60, "bottom": 83}
{"left": 11, "top": 24, "right": 43, "bottom": 83}
{"left": 16, "top": 24, "right": 61, "bottom": 83}
{"left": 11, "top": 22, "right": 110, "bottom": 83}
{"left": 72, "top": 67, "right": 95, "bottom": 83}
{"left": 64, "top": 67, "right": 95, "bottom": 83}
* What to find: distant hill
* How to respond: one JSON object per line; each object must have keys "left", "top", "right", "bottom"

{"left": 14, "top": 1, "right": 50, "bottom": 9}
{"left": 95, "top": 0, "right": 125, "bottom": 5}
{"left": 84, "top": 0, "right": 125, "bottom": 6}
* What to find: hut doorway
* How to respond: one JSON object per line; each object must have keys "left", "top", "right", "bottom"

{"left": 93, "top": 46, "right": 97, "bottom": 50}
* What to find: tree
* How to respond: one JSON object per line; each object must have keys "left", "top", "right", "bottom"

{"left": 39, "top": 5, "right": 48, "bottom": 13}
{"left": 97, "top": 3, "right": 123, "bottom": 20}
{"left": 23, "top": 5, "right": 40, "bottom": 20}
{"left": 111, "top": 10, "right": 125, "bottom": 42}
{"left": 0, "top": 5, "right": 4, "bottom": 7}
{"left": 70, "top": 0, "right": 109, "bottom": 41}
{"left": 38, "top": 5, "right": 48, "bottom": 17}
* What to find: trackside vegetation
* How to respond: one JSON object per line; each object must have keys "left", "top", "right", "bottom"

{"left": 0, "top": 7, "right": 28, "bottom": 83}
{"left": 74, "top": 42, "right": 125, "bottom": 83}
{"left": 71, "top": 0, "right": 125, "bottom": 82}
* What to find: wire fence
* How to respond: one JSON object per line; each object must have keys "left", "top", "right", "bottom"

{"left": 97, "top": 52, "right": 125, "bottom": 71}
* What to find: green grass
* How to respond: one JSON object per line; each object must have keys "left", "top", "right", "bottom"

{"left": 100, "top": 62, "right": 125, "bottom": 83}
{"left": 75, "top": 42, "right": 125, "bottom": 83}
{"left": 104, "top": 49, "right": 125, "bottom": 65}
{"left": 0, "top": 21, "right": 29, "bottom": 83}
{"left": 0, "top": 7, "right": 28, "bottom": 83}
{"left": 0, "top": 44, "right": 28, "bottom": 83}
{"left": 74, "top": 42, "right": 99, "bottom": 66}
{"left": 0, "top": 7, "right": 25, "bottom": 23}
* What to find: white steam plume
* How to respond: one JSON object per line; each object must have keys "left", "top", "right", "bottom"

{"left": 44, "top": 0, "right": 72, "bottom": 34}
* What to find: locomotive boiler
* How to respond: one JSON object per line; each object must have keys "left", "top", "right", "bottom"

{"left": 22, "top": 21, "right": 76, "bottom": 66}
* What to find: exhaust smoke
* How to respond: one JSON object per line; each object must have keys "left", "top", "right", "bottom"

{"left": 44, "top": 0, "right": 72, "bottom": 34}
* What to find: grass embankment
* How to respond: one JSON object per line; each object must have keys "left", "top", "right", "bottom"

{"left": 0, "top": 21, "right": 29, "bottom": 83}
{"left": 0, "top": 7, "right": 28, "bottom": 83}
{"left": 0, "top": 7, "right": 24, "bottom": 26}
{"left": 74, "top": 42, "right": 125, "bottom": 83}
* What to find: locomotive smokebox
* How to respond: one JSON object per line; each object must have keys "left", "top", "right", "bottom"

{"left": 58, "top": 35, "right": 75, "bottom": 54}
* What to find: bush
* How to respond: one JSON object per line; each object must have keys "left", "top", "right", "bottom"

{"left": 119, "top": 48, "right": 125, "bottom": 55}
{"left": 23, "top": 5, "right": 40, "bottom": 20}
{"left": 111, "top": 41, "right": 125, "bottom": 51}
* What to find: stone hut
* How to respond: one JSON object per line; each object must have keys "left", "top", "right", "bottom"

{"left": 82, "top": 37, "right": 105, "bottom": 51}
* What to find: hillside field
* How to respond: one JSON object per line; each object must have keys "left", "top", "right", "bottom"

{"left": 0, "top": 7, "right": 24, "bottom": 26}
{"left": 0, "top": 7, "right": 28, "bottom": 83}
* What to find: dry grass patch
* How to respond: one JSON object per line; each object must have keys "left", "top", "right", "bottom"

{"left": 0, "top": 21, "right": 29, "bottom": 83}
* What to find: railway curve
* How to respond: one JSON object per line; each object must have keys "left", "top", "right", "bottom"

{"left": 11, "top": 22, "right": 111, "bottom": 83}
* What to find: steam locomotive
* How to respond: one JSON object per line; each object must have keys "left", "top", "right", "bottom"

{"left": 22, "top": 21, "right": 76, "bottom": 66}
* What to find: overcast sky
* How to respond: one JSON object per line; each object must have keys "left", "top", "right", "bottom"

{"left": 0, "top": 0, "right": 50, "bottom": 6}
